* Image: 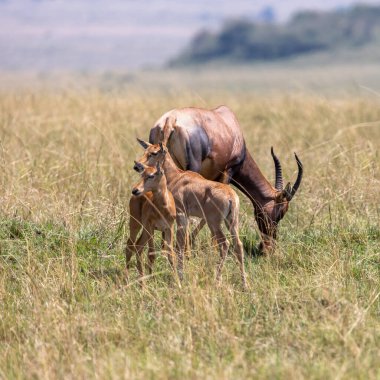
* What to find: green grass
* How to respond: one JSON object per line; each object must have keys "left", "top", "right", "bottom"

{"left": 0, "top": 90, "right": 379, "bottom": 379}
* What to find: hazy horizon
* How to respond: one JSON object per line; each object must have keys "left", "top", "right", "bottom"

{"left": 1, "top": 0, "right": 379, "bottom": 71}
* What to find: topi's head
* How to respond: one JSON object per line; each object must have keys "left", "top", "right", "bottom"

{"left": 255, "top": 147, "right": 303, "bottom": 253}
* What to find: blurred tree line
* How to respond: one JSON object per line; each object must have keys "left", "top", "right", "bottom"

{"left": 170, "top": 5, "right": 380, "bottom": 65}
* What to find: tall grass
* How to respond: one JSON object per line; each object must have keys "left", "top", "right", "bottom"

{"left": 0, "top": 90, "right": 379, "bottom": 379}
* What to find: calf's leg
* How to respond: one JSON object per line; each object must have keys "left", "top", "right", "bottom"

{"left": 208, "top": 223, "right": 229, "bottom": 283}
{"left": 176, "top": 213, "right": 189, "bottom": 281}
{"left": 163, "top": 226, "right": 176, "bottom": 270}
{"left": 125, "top": 215, "right": 142, "bottom": 279}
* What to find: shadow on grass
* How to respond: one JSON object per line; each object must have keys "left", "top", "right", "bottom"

{"left": 242, "top": 237, "right": 264, "bottom": 258}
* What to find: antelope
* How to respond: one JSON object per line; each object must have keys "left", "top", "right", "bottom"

{"left": 125, "top": 162, "right": 176, "bottom": 282}
{"left": 147, "top": 108, "right": 303, "bottom": 254}
{"left": 134, "top": 139, "right": 247, "bottom": 289}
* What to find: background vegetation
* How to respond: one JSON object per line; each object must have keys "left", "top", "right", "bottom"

{"left": 171, "top": 4, "right": 380, "bottom": 65}
{"left": 0, "top": 84, "right": 379, "bottom": 378}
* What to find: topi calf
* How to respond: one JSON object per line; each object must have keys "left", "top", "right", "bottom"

{"left": 126, "top": 162, "right": 176, "bottom": 283}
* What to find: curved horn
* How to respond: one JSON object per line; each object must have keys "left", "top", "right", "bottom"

{"left": 271, "top": 147, "right": 283, "bottom": 191}
{"left": 286, "top": 152, "right": 303, "bottom": 201}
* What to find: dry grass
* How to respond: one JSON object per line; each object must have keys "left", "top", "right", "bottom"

{"left": 0, "top": 89, "right": 379, "bottom": 379}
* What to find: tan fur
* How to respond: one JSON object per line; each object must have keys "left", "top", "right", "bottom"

{"left": 126, "top": 164, "right": 176, "bottom": 283}
{"left": 135, "top": 141, "right": 247, "bottom": 288}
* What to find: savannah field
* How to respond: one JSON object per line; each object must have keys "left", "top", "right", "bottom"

{"left": 0, "top": 68, "right": 379, "bottom": 379}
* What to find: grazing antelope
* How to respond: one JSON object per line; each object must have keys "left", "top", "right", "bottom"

{"left": 147, "top": 108, "right": 303, "bottom": 254}
{"left": 134, "top": 140, "right": 247, "bottom": 289}
{"left": 125, "top": 162, "right": 176, "bottom": 282}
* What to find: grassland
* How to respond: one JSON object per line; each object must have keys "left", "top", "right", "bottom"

{"left": 0, "top": 86, "right": 379, "bottom": 379}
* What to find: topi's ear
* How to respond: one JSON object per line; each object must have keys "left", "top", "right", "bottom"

{"left": 276, "top": 182, "right": 292, "bottom": 202}
{"left": 163, "top": 117, "right": 170, "bottom": 129}
{"left": 136, "top": 138, "right": 151, "bottom": 149}
{"left": 160, "top": 116, "right": 175, "bottom": 144}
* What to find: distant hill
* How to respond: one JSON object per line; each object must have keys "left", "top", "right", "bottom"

{"left": 169, "top": 5, "right": 380, "bottom": 66}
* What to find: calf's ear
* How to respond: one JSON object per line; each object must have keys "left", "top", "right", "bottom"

{"left": 136, "top": 138, "right": 151, "bottom": 149}
{"left": 159, "top": 142, "right": 166, "bottom": 153}
{"left": 156, "top": 162, "right": 162, "bottom": 175}
{"left": 160, "top": 116, "right": 175, "bottom": 144}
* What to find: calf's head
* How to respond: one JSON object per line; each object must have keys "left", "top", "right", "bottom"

{"left": 132, "top": 162, "right": 164, "bottom": 196}
{"left": 133, "top": 139, "right": 167, "bottom": 172}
